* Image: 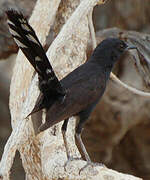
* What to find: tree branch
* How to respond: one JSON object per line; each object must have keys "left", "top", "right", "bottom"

{"left": 0, "top": 0, "right": 143, "bottom": 179}
{"left": 88, "top": 6, "right": 150, "bottom": 97}
{"left": 0, "top": 0, "right": 61, "bottom": 178}
{"left": 111, "top": 73, "right": 150, "bottom": 97}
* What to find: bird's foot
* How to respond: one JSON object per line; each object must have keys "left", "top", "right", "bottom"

{"left": 64, "top": 156, "right": 82, "bottom": 171}
{"left": 79, "top": 161, "right": 105, "bottom": 175}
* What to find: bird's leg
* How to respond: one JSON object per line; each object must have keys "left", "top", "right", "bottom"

{"left": 75, "top": 112, "right": 91, "bottom": 162}
{"left": 76, "top": 109, "right": 105, "bottom": 174}
{"left": 61, "top": 119, "right": 82, "bottom": 170}
{"left": 61, "top": 119, "right": 70, "bottom": 159}
{"left": 75, "top": 133, "right": 91, "bottom": 162}
{"left": 75, "top": 130, "right": 104, "bottom": 174}
{"left": 75, "top": 114, "right": 92, "bottom": 166}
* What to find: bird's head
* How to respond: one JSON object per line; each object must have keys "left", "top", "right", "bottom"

{"left": 91, "top": 38, "right": 136, "bottom": 68}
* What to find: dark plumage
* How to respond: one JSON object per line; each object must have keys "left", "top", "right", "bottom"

{"left": 6, "top": 9, "right": 135, "bottom": 167}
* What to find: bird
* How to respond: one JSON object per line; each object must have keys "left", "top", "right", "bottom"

{"left": 6, "top": 9, "right": 136, "bottom": 169}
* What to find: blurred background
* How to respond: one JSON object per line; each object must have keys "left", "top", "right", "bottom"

{"left": 0, "top": 0, "right": 150, "bottom": 179}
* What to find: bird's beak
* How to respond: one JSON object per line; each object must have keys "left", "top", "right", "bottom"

{"left": 126, "top": 46, "right": 137, "bottom": 51}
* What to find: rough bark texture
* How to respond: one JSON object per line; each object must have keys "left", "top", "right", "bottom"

{"left": 0, "top": 0, "right": 149, "bottom": 180}
{"left": 1, "top": 0, "right": 62, "bottom": 179}
{"left": 2, "top": 0, "right": 130, "bottom": 179}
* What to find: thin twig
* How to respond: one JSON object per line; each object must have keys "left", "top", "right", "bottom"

{"left": 88, "top": 9, "right": 97, "bottom": 49}
{"left": 111, "top": 73, "right": 150, "bottom": 97}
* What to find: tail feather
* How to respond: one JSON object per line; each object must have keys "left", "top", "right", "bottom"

{"left": 6, "top": 10, "right": 66, "bottom": 115}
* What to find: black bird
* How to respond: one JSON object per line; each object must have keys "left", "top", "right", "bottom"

{"left": 6, "top": 10, "right": 136, "bottom": 167}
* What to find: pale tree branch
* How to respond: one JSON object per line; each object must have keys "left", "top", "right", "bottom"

{"left": 111, "top": 73, "right": 150, "bottom": 97}
{"left": 88, "top": 6, "right": 150, "bottom": 98}
{"left": 0, "top": 0, "right": 143, "bottom": 179}
{"left": 88, "top": 9, "right": 97, "bottom": 49}
{"left": 0, "top": 0, "right": 61, "bottom": 179}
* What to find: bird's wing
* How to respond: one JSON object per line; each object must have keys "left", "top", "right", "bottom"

{"left": 61, "top": 62, "right": 106, "bottom": 114}
{"left": 61, "top": 61, "right": 104, "bottom": 89}
{"left": 40, "top": 66, "right": 106, "bottom": 131}
{"left": 6, "top": 10, "right": 65, "bottom": 95}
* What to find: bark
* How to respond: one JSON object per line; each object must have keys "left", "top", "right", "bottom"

{"left": 0, "top": 0, "right": 61, "bottom": 179}
{"left": 0, "top": 0, "right": 142, "bottom": 180}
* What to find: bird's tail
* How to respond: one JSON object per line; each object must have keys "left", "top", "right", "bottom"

{"left": 6, "top": 10, "right": 65, "bottom": 115}
{"left": 6, "top": 10, "right": 56, "bottom": 82}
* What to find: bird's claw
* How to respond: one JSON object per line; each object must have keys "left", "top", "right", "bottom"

{"left": 79, "top": 161, "right": 105, "bottom": 175}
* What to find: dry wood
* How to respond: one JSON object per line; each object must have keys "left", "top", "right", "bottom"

{"left": 0, "top": 0, "right": 143, "bottom": 179}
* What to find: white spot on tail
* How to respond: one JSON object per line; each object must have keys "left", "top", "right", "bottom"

{"left": 49, "top": 76, "right": 55, "bottom": 81}
{"left": 36, "top": 65, "right": 42, "bottom": 72}
{"left": 35, "top": 56, "right": 42, "bottom": 61}
{"left": 9, "top": 28, "right": 20, "bottom": 37}
{"left": 26, "top": 34, "right": 39, "bottom": 45}
{"left": 21, "top": 23, "right": 31, "bottom": 32}
{"left": 19, "top": 18, "right": 26, "bottom": 24}
{"left": 41, "top": 80, "right": 47, "bottom": 85}
{"left": 7, "top": 20, "right": 15, "bottom": 26}
{"left": 46, "top": 69, "right": 52, "bottom": 74}
{"left": 14, "top": 38, "right": 27, "bottom": 48}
